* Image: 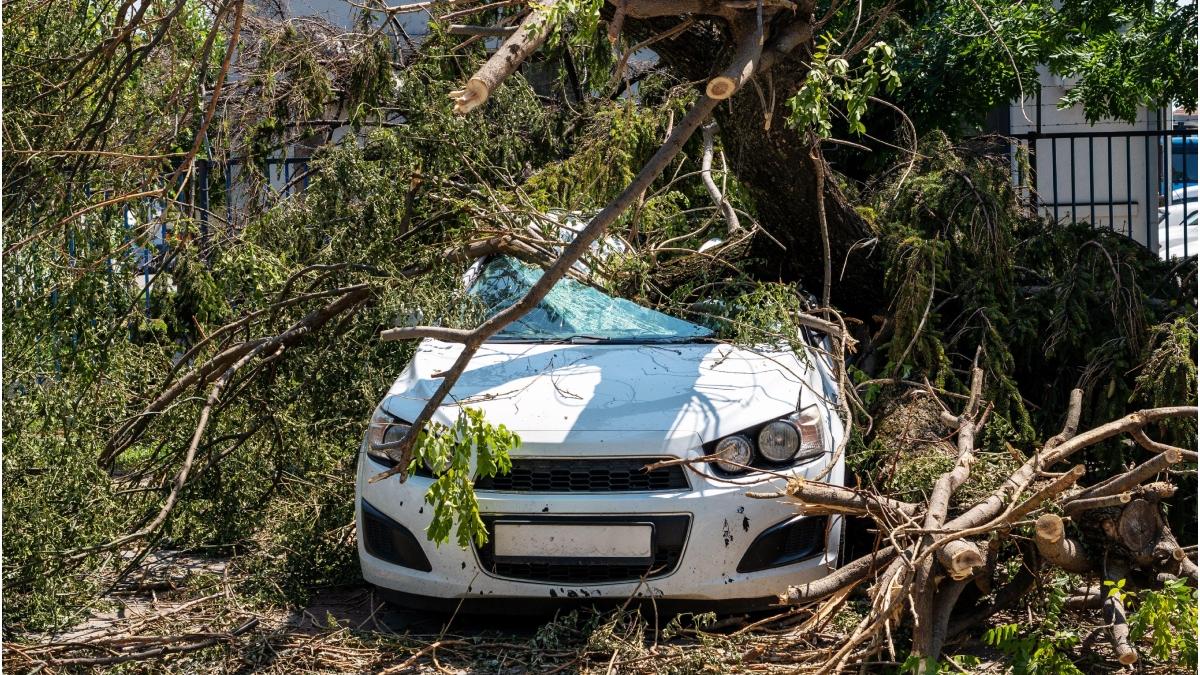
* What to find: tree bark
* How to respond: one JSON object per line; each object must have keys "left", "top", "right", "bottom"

{"left": 450, "top": 2, "right": 558, "bottom": 114}
{"left": 718, "top": 67, "right": 881, "bottom": 315}
{"left": 1104, "top": 561, "right": 1139, "bottom": 666}
{"left": 641, "top": 16, "right": 883, "bottom": 315}
{"left": 1034, "top": 514, "right": 1093, "bottom": 574}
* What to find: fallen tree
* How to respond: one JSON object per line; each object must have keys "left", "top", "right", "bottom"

{"left": 4, "top": 0, "right": 1197, "bottom": 670}
{"left": 776, "top": 376, "right": 1197, "bottom": 669}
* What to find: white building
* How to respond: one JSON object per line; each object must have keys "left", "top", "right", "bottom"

{"left": 1005, "top": 66, "right": 1195, "bottom": 257}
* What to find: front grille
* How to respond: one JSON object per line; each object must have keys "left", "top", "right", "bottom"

{"left": 475, "top": 457, "right": 688, "bottom": 493}
{"left": 781, "top": 516, "right": 826, "bottom": 558}
{"left": 476, "top": 514, "right": 690, "bottom": 584}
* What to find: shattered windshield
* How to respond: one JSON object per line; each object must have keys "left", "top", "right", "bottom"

{"left": 470, "top": 256, "right": 714, "bottom": 342}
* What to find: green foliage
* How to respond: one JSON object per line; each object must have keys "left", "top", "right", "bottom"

{"left": 870, "top": 132, "right": 1195, "bottom": 468}
{"left": 981, "top": 580, "right": 1083, "bottom": 675}
{"left": 890, "top": 0, "right": 1196, "bottom": 130}
{"left": 539, "top": 0, "right": 605, "bottom": 50}
{"left": 976, "top": 575, "right": 1198, "bottom": 673}
{"left": 416, "top": 408, "right": 519, "bottom": 548}
{"left": 865, "top": 414, "right": 1019, "bottom": 506}
{"left": 788, "top": 39, "right": 900, "bottom": 138}
{"left": 982, "top": 623, "right": 1083, "bottom": 675}
{"left": 0, "top": 67, "right": 568, "bottom": 628}
{"left": 900, "top": 653, "right": 985, "bottom": 674}
{"left": 2, "top": 377, "right": 137, "bottom": 629}
{"left": 697, "top": 282, "right": 814, "bottom": 353}
{"left": 892, "top": 0, "right": 1052, "bottom": 131}
{"left": 256, "top": 25, "right": 334, "bottom": 121}
{"left": 1134, "top": 315, "right": 1198, "bottom": 445}
{"left": 1053, "top": 2, "right": 1197, "bottom": 123}
{"left": 169, "top": 244, "right": 230, "bottom": 338}
{"left": 1128, "top": 578, "right": 1199, "bottom": 668}
{"left": 875, "top": 133, "right": 1032, "bottom": 442}
{"left": 524, "top": 101, "right": 674, "bottom": 209}
{"left": 345, "top": 35, "right": 394, "bottom": 125}
{"left": 883, "top": 233, "right": 952, "bottom": 384}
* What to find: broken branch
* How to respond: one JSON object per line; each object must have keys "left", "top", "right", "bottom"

{"left": 450, "top": 2, "right": 558, "bottom": 114}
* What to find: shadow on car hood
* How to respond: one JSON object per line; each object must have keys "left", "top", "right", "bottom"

{"left": 380, "top": 340, "right": 824, "bottom": 447}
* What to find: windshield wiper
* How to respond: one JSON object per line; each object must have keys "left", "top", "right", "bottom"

{"left": 551, "top": 334, "right": 612, "bottom": 344}
{"left": 489, "top": 334, "right": 718, "bottom": 344}
{"left": 552, "top": 335, "right": 717, "bottom": 344}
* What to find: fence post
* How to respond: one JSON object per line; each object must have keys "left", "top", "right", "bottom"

{"left": 1106, "top": 137, "right": 1113, "bottom": 230}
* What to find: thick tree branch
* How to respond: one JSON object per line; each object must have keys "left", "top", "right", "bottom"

{"left": 449, "top": 1, "right": 559, "bottom": 114}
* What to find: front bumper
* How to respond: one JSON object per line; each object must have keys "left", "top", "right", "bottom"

{"left": 356, "top": 447, "right": 844, "bottom": 605}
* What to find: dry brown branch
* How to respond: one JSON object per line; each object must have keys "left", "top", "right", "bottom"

{"left": 910, "top": 366, "right": 984, "bottom": 664}
{"left": 1003, "top": 464, "right": 1085, "bottom": 524}
{"left": 781, "top": 478, "right": 919, "bottom": 519}
{"left": 13, "top": 619, "right": 259, "bottom": 668}
{"left": 1072, "top": 448, "right": 1182, "bottom": 501}
{"left": 1033, "top": 514, "right": 1092, "bottom": 574}
{"left": 779, "top": 546, "right": 897, "bottom": 604}
{"left": 1104, "top": 562, "right": 1138, "bottom": 666}
{"left": 1063, "top": 491, "right": 1130, "bottom": 518}
{"left": 1130, "top": 427, "right": 1199, "bottom": 462}
{"left": 705, "top": 15, "right": 764, "bottom": 99}
{"left": 944, "top": 405, "right": 1195, "bottom": 533}
{"left": 447, "top": 24, "right": 517, "bottom": 36}
{"left": 774, "top": 372, "right": 1193, "bottom": 670}
{"left": 1064, "top": 587, "right": 1106, "bottom": 611}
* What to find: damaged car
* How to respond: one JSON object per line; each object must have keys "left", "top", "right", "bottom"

{"left": 356, "top": 252, "right": 845, "bottom": 610}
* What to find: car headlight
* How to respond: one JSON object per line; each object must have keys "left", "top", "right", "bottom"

{"left": 758, "top": 420, "right": 800, "bottom": 462}
{"left": 713, "top": 435, "right": 755, "bottom": 473}
{"left": 791, "top": 406, "right": 825, "bottom": 461}
{"left": 366, "top": 408, "right": 411, "bottom": 468}
{"left": 706, "top": 406, "right": 827, "bottom": 475}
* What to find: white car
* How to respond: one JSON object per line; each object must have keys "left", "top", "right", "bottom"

{"left": 356, "top": 254, "right": 845, "bottom": 611}
{"left": 1158, "top": 191, "right": 1198, "bottom": 259}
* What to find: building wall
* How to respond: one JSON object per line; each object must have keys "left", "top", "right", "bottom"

{"left": 1009, "top": 67, "right": 1164, "bottom": 249}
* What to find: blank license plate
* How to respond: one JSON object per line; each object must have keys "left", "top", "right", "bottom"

{"left": 493, "top": 523, "right": 653, "bottom": 561}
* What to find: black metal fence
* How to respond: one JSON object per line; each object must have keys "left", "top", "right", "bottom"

{"left": 1014, "top": 127, "right": 1197, "bottom": 258}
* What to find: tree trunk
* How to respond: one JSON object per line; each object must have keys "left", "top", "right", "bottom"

{"left": 718, "top": 84, "right": 881, "bottom": 314}
{"left": 648, "top": 24, "right": 883, "bottom": 314}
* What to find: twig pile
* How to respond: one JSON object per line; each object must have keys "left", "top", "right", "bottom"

{"left": 774, "top": 373, "right": 1197, "bottom": 670}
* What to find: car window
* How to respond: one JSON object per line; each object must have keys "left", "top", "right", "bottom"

{"left": 470, "top": 256, "right": 713, "bottom": 342}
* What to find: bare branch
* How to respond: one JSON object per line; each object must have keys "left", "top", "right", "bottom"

{"left": 450, "top": 1, "right": 559, "bottom": 114}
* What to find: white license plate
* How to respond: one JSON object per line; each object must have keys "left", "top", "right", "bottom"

{"left": 493, "top": 523, "right": 653, "bottom": 560}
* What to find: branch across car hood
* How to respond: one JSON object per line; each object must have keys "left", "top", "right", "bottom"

{"left": 380, "top": 340, "right": 825, "bottom": 452}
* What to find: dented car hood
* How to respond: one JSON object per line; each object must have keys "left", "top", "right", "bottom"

{"left": 380, "top": 339, "right": 832, "bottom": 455}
